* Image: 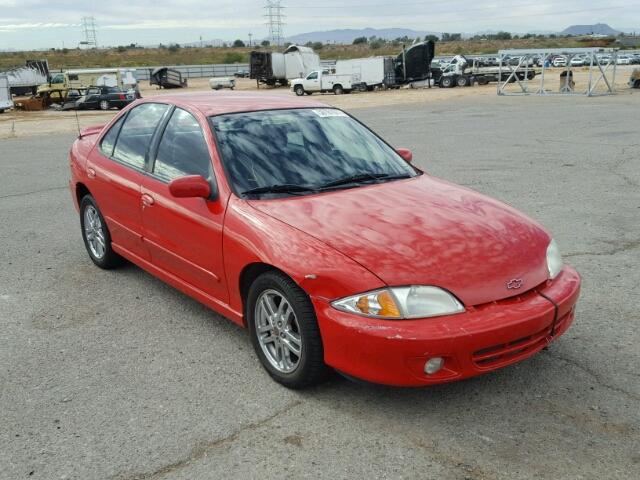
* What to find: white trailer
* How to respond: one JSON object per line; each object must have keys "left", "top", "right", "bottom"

{"left": 250, "top": 45, "right": 320, "bottom": 86}
{"left": 334, "top": 57, "right": 394, "bottom": 90}
{"left": 290, "top": 70, "right": 353, "bottom": 95}
{"left": 0, "top": 74, "right": 13, "bottom": 113}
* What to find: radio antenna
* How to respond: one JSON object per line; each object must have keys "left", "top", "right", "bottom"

{"left": 75, "top": 108, "right": 82, "bottom": 138}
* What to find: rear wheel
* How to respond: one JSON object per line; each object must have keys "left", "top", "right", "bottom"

{"left": 99, "top": 100, "right": 110, "bottom": 110}
{"left": 456, "top": 76, "right": 469, "bottom": 87}
{"left": 247, "top": 271, "right": 329, "bottom": 389}
{"left": 80, "top": 195, "right": 123, "bottom": 269}
{"left": 294, "top": 84, "right": 305, "bottom": 96}
{"left": 333, "top": 84, "right": 344, "bottom": 95}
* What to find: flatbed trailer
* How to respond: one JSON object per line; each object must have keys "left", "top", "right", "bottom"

{"left": 435, "top": 56, "right": 537, "bottom": 88}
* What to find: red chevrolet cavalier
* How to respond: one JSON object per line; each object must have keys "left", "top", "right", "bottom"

{"left": 69, "top": 92, "right": 580, "bottom": 388}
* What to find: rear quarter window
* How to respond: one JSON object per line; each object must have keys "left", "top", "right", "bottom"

{"left": 99, "top": 116, "right": 125, "bottom": 158}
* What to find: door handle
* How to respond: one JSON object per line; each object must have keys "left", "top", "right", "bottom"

{"left": 87, "top": 167, "right": 96, "bottom": 179}
{"left": 141, "top": 193, "right": 155, "bottom": 207}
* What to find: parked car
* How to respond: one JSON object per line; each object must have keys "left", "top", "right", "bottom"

{"left": 234, "top": 69, "right": 250, "bottom": 78}
{"left": 552, "top": 56, "right": 567, "bottom": 67}
{"left": 68, "top": 92, "right": 581, "bottom": 388}
{"left": 570, "top": 56, "right": 586, "bottom": 67}
{"left": 617, "top": 56, "right": 632, "bottom": 65}
{"left": 75, "top": 86, "right": 135, "bottom": 110}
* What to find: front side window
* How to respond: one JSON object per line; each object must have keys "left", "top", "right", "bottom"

{"left": 211, "top": 108, "right": 416, "bottom": 196}
{"left": 306, "top": 72, "right": 318, "bottom": 80}
{"left": 153, "top": 108, "right": 212, "bottom": 182}
{"left": 112, "top": 103, "right": 169, "bottom": 170}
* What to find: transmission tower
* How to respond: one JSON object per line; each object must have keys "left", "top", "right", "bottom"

{"left": 264, "top": 1, "right": 285, "bottom": 47}
{"left": 81, "top": 16, "right": 98, "bottom": 49}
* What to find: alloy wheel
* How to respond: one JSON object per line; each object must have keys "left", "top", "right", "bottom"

{"left": 254, "top": 289, "right": 302, "bottom": 373}
{"left": 83, "top": 205, "right": 106, "bottom": 259}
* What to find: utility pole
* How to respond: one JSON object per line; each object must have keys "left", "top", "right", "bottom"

{"left": 264, "top": 1, "right": 285, "bottom": 47}
{"left": 248, "top": 33, "right": 253, "bottom": 47}
{"left": 81, "top": 16, "right": 98, "bottom": 49}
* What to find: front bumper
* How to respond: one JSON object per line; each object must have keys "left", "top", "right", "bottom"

{"left": 313, "top": 266, "right": 581, "bottom": 386}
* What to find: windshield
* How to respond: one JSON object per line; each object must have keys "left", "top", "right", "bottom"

{"left": 210, "top": 108, "right": 417, "bottom": 197}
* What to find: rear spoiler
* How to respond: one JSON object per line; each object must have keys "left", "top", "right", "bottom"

{"left": 79, "top": 124, "right": 106, "bottom": 139}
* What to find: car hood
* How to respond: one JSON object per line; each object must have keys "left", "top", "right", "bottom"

{"left": 249, "top": 174, "right": 551, "bottom": 306}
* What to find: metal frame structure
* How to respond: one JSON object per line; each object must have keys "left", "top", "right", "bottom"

{"left": 265, "top": 1, "right": 285, "bottom": 47}
{"left": 81, "top": 16, "right": 98, "bottom": 49}
{"left": 497, "top": 48, "right": 618, "bottom": 96}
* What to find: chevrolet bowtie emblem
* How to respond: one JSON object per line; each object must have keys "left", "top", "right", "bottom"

{"left": 506, "top": 278, "right": 524, "bottom": 290}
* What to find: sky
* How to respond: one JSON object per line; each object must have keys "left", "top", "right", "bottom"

{"left": 0, "top": 0, "right": 639, "bottom": 50}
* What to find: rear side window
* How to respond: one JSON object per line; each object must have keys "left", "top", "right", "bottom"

{"left": 113, "top": 103, "right": 169, "bottom": 170}
{"left": 153, "top": 108, "right": 212, "bottom": 182}
{"left": 99, "top": 116, "right": 125, "bottom": 158}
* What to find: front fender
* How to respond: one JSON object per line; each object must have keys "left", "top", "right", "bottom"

{"left": 223, "top": 196, "right": 385, "bottom": 319}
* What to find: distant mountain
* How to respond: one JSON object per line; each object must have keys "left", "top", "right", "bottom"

{"left": 561, "top": 23, "right": 620, "bottom": 36}
{"left": 286, "top": 28, "right": 439, "bottom": 44}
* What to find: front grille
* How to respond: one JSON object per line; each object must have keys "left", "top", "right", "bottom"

{"left": 472, "top": 308, "right": 574, "bottom": 368}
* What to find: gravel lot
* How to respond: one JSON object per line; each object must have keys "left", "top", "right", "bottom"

{"left": 1, "top": 93, "right": 639, "bottom": 479}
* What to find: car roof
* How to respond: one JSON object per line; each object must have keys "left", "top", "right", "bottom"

{"left": 136, "top": 91, "right": 331, "bottom": 117}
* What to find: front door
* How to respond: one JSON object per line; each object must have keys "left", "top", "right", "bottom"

{"left": 140, "top": 107, "right": 228, "bottom": 303}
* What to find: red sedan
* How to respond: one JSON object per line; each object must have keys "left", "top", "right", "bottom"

{"left": 69, "top": 92, "right": 580, "bottom": 388}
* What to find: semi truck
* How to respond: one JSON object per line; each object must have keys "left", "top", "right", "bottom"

{"left": 290, "top": 70, "right": 354, "bottom": 95}
{"left": 250, "top": 45, "right": 321, "bottom": 86}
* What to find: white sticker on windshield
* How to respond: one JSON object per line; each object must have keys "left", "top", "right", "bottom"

{"left": 312, "top": 109, "right": 348, "bottom": 118}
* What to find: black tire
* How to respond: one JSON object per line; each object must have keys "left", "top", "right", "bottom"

{"left": 0, "top": 109, "right": 4, "bottom": 114}
{"left": 333, "top": 84, "right": 344, "bottom": 95}
{"left": 477, "top": 76, "right": 490, "bottom": 86}
{"left": 440, "top": 76, "right": 454, "bottom": 88}
{"left": 99, "top": 100, "right": 110, "bottom": 110}
{"left": 247, "top": 271, "right": 330, "bottom": 389}
{"left": 79, "top": 195, "right": 123, "bottom": 269}
{"left": 456, "top": 76, "right": 469, "bottom": 87}
{"left": 634, "top": 80, "right": 640, "bottom": 89}
{"left": 294, "top": 84, "right": 305, "bottom": 96}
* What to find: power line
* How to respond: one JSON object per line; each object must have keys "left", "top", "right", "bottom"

{"left": 265, "top": 1, "right": 285, "bottom": 47}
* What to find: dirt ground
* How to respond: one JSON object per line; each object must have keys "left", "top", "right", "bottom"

{"left": 0, "top": 66, "right": 636, "bottom": 139}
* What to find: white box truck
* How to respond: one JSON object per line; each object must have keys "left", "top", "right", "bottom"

{"left": 0, "top": 74, "right": 13, "bottom": 113}
{"left": 334, "top": 57, "right": 395, "bottom": 91}
{"left": 290, "top": 70, "right": 353, "bottom": 95}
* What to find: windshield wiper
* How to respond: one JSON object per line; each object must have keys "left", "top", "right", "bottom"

{"left": 318, "top": 172, "right": 412, "bottom": 190}
{"left": 241, "top": 184, "right": 319, "bottom": 197}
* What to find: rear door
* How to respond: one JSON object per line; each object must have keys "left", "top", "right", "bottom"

{"left": 140, "top": 107, "right": 228, "bottom": 302}
{"left": 86, "top": 102, "right": 170, "bottom": 261}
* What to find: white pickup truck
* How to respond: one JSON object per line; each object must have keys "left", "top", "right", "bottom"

{"left": 290, "top": 70, "right": 353, "bottom": 95}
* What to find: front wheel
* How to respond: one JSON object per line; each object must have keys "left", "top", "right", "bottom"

{"left": 247, "top": 271, "right": 329, "bottom": 389}
{"left": 80, "top": 195, "right": 123, "bottom": 269}
{"left": 294, "top": 85, "right": 305, "bottom": 96}
{"left": 440, "top": 76, "right": 454, "bottom": 88}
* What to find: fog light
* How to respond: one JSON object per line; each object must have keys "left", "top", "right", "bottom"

{"left": 424, "top": 357, "right": 444, "bottom": 375}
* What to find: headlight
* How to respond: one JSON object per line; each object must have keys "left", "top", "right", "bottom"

{"left": 546, "top": 239, "right": 563, "bottom": 279}
{"left": 331, "top": 286, "right": 464, "bottom": 320}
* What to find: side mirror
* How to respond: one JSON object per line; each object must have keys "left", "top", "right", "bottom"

{"left": 396, "top": 148, "right": 413, "bottom": 163}
{"left": 168, "top": 175, "right": 211, "bottom": 199}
